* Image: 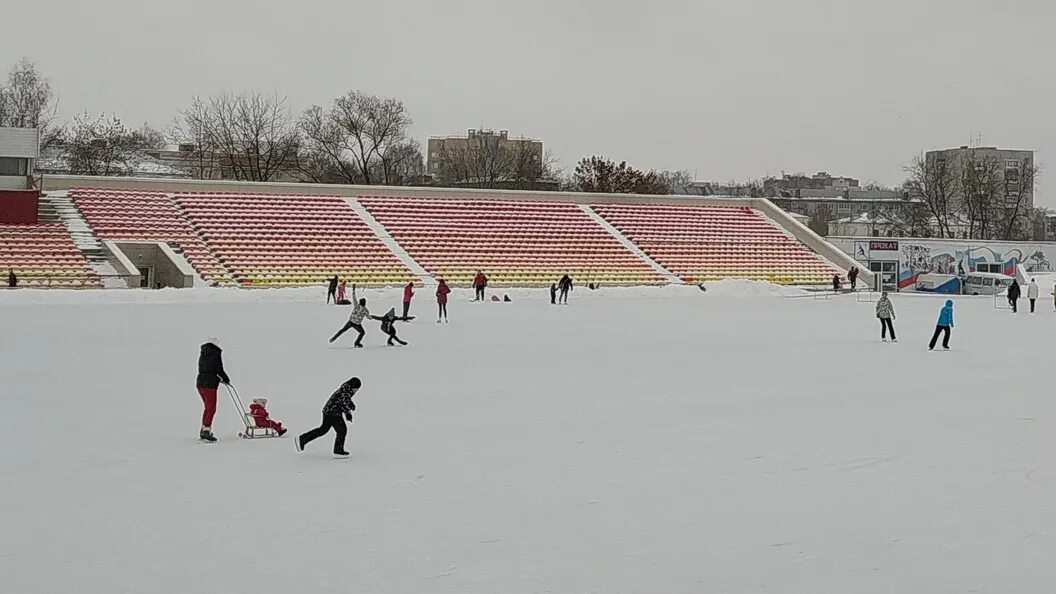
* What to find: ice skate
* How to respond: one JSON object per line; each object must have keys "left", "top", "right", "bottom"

{"left": 278, "top": 428, "right": 288, "bottom": 437}
{"left": 199, "top": 428, "right": 217, "bottom": 443}
{"left": 881, "top": 338, "right": 888, "bottom": 342}
{"left": 333, "top": 450, "right": 350, "bottom": 458}
{"left": 295, "top": 435, "right": 305, "bottom": 452}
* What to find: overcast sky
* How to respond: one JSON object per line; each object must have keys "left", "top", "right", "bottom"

{"left": 7, "top": 0, "right": 1056, "bottom": 198}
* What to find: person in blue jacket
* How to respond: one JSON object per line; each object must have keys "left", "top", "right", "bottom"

{"left": 929, "top": 299, "right": 954, "bottom": 350}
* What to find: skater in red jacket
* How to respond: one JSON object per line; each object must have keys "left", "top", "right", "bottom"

{"left": 402, "top": 281, "right": 415, "bottom": 320}
{"left": 473, "top": 271, "right": 488, "bottom": 301}
{"left": 249, "top": 398, "right": 287, "bottom": 435}
{"left": 436, "top": 278, "right": 451, "bottom": 322}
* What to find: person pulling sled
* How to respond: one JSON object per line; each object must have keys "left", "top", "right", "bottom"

{"left": 296, "top": 377, "right": 361, "bottom": 458}
{"left": 196, "top": 338, "right": 230, "bottom": 443}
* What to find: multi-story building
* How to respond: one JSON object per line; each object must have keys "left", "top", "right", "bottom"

{"left": 925, "top": 146, "right": 1034, "bottom": 211}
{"left": 427, "top": 129, "right": 547, "bottom": 189}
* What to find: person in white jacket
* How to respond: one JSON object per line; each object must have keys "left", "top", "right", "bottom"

{"left": 1028, "top": 278, "right": 1040, "bottom": 313}
{"left": 875, "top": 291, "right": 897, "bottom": 342}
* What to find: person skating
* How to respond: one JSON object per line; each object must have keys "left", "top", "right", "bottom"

{"left": 1028, "top": 278, "right": 1039, "bottom": 313}
{"left": 849, "top": 267, "right": 859, "bottom": 290}
{"left": 196, "top": 338, "right": 230, "bottom": 442}
{"left": 372, "top": 308, "right": 408, "bottom": 346}
{"left": 336, "top": 280, "right": 347, "bottom": 304}
{"left": 249, "top": 398, "right": 287, "bottom": 436}
{"left": 558, "top": 274, "right": 573, "bottom": 304}
{"left": 327, "top": 275, "right": 339, "bottom": 304}
{"left": 473, "top": 270, "right": 488, "bottom": 302}
{"left": 402, "top": 281, "right": 415, "bottom": 320}
{"left": 329, "top": 285, "right": 368, "bottom": 346}
{"left": 7, "top": 269, "right": 16, "bottom": 288}
{"left": 1008, "top": 279, "right": 1021, "bottom": 313}
{"left": 832, "top": 274, "right": 841, "bottom": 293}
{"left": 296, "top": 377, "right": 361, "bottom": 458}
{"left": 876, "top": 291, "right": 897, "bottom": 342}
{"left": 436, "top": 278, "right": 451, "bottom": 322}
{"left": 928, "top": 299, "right": 955, "bottom": 351}
{"left": 550, "top": 282, "right": 557, "bottom": 305}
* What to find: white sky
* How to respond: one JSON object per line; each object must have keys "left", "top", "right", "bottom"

{"left": 7, "top": 0, "right": 1056, "bottom": 200}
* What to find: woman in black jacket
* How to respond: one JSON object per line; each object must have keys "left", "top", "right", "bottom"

{"left": 196, "top": 338, "right": 230, "bottom": 442}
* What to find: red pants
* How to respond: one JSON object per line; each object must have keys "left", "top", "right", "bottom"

{"left": 198, "top": 387, "right": 217, "bottom": 428}
{"left": 253, "top": 416, "right": 283, "bottom": 431}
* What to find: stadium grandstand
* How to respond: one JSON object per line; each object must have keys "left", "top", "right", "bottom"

{"left": 1, "top": 175, "right": 864, "bottom": 290}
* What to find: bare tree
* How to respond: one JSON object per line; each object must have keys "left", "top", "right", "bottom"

{"left": 0, "top": 58, "right": 60, "bottom": 149}
{"left": 169, "top": 97, "right": 218, "bottom": 179}
{"left": 574, "top": 156, "right": 668, "bottom": 194}
{"left": 959, "top": 153, "right": 1002, "bottom": 239}
{"left": 172, "top": 93, "right": 300, "bottom": 182}
{"left": 997, "top": 158, "right": 1039, "bottom": 240}
{"left": 657, "top": 170, "right": 694, "bottom": 194}
{"left": 299, "top": 91, "right": 415, "bottom": 185}
{"left": 902, "top": 153, "right": 957, "bottom": 238}
{"left": 63, "top": 112, "right": 141, "bottom": 176}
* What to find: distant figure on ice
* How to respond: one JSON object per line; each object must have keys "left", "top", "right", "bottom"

{"left": 1027, "top": 278, "right": 1039, "bottom": 313}
{"left": 329, "top": 285, "right": 368, "bottom": 347}
{"left": 296, "top": 377, "right": 361, "bottom": 458}
{"left": 372, "top": 308, "right": 408, "bottom": 346}
{"left": 875, "top": 291, "right": 897, "bottom": 342}
{"left": 550, "top": 282, "right": 558, "bottom": 305}
{"left": 402, "top": 281, "right": 415, "bottom": 320}
{"left": 249, "top": 398, "right": 287, "bottom": 436}
{"left": 1007, "top": 279, "right": 1021, "bottom": 313}
{"left": 436, "top": 278, "right": 451, "bottom": 323}
{"left": 473, "top": 270, "right": 488, "bottom": 302}
{"left": 832, "top": 274, "right": 841, "bottom": 293}
{"left": 327, "top": 275, "right": 339, "bottom": 304}
{"left": 558, "top": 274, "right": 573, "bottom": 304}
{"left": 848, "top": 267, "right": 859, "bottom": 290}
{"left": 929, "top": 300, "right": 955, "bottom": 351}
{"left": 7, "top": 269, "right": 16, "bottom": 288}
{"left": 196, "top": 338, "right": 231, "bottom": 443}
{"left": 336, "top": 280, "right": 348, "bottom": 305}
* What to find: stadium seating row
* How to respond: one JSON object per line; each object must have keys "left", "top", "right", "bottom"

{"left": 0, "top": 223, "right": 102, "bottom": 288}
{"left": 358, "top": 195, "right": 665, "bottom": 286}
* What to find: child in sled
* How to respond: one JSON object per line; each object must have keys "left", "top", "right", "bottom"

{"left": 249, "top": 398, "right": 288, "bottom": 436}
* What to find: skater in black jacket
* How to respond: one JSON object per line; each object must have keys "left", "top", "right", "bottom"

{"left": 558, "top": 274, "right": 573, "bottom": 304}
{"left": 1007, "top": 279, "right": 1021, "bottom": 313}
{"left": 327, "top": 275, "right": 339, "bottom": 304}
{"left": 550, "top": 283, "right": 557, "bottom": 305}
{"left": 372, "top": 308, "right": 408, "bottom": 346}
{"left": 296, "top": 377, "right": 361, "bottom": 457}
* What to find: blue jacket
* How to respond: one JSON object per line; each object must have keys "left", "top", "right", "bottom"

{"left": 937, "top": 300, "right": 954, "bottom": 327}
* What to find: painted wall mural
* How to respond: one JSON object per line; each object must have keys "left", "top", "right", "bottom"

{"left": 831, "top": 237, "right": 1056, "bottom": 290}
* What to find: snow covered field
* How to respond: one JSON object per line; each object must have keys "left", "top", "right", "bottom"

{"left": 3, "top": 282, "right": 1056, "bottom": 593}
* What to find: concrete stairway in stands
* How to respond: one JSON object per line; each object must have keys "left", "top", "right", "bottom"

{"left": 39, "top": 191, "right": 124, "bottom": 287}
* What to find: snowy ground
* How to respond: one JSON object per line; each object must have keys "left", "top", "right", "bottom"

{"left": 3, "top": 282, "right": 1056, "bottom": 593}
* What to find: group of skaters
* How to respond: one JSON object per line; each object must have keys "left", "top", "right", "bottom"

{"left": 194, "top": 336, "right": 359, "bottom": 455}
{"left": 1003, "top": 278, "right": 1050, "bottom": 313}
{"left": 191, "top": 271, "right": 577, "bottom": 450}
{"left": 872, "top": 292, "right": 955, "bottom": 351}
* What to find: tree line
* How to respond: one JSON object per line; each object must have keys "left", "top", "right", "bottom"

{"left": 0, "top": 59, "right": 690, "bottom": 195}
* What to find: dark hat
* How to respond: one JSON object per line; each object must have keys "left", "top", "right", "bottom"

{"left": 347, "top": 377, "right": 362, "bottom": 390}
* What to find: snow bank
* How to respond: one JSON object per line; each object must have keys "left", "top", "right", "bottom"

{"left": 0, "top": 280, "right": 808, "bottom": 306}
{"left": 701, "top": 278, "right": 808, "bottom": 297}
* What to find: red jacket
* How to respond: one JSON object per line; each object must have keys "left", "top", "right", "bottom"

{"left": 473, "top": 273, "right": 487, "bottom": 288}
{"left": 403, "top": 283, "right": 414, "bottom": 303}
{"left": 249, "top": 403, "right": 269, "bottom": 423}
{"left": 436, "top": 281, "right": 451, "bottom": 304}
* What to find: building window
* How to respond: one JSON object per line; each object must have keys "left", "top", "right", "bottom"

{"left": 977, "top": 263, "right": 1001, "bottom": 274}
{"left": 0, "top": 157, "right": 28, "bottom": 176}
{"left": 1005, "top": 160, "right": 1020, "bottom": 170}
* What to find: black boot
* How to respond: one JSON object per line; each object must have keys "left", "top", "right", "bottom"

{"left": 199, "top": 428, "right": 217, "bottom": 443}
